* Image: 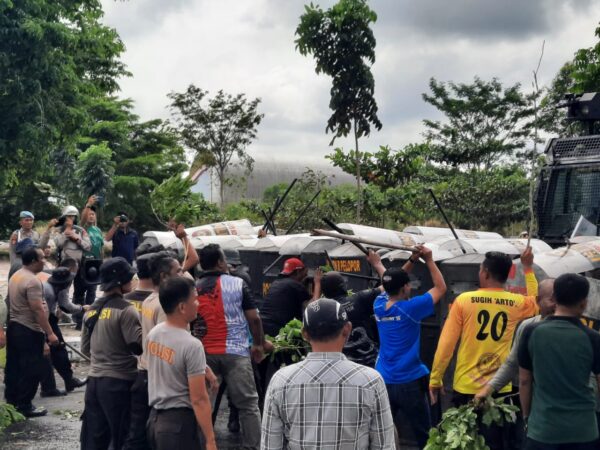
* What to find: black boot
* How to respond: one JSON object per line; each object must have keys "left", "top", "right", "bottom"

{"left": 65, "top": 377, "right": 87, "bottom": 392}
{"left": 40, "top": 388, "right": 67, "bottom": 397}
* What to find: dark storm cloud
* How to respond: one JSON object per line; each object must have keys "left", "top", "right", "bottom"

{"left": 373, "top": 0, "right": 592, "bottom": 39}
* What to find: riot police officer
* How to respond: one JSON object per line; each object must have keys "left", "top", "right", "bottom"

{"left": 80, "top": 257, "right": 142, "bottom": 450}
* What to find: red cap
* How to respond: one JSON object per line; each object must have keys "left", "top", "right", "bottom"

{"left": 281, "top": 257, "right": 305, "bottom": 275}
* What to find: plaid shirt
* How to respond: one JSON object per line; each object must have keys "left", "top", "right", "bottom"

{"left": 261, "top": 352, "right": 395, "bottom": 450}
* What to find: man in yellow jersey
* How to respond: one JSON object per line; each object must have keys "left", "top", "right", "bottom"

{"left": 429, "top": 248, "right": 538, "bottom": 450}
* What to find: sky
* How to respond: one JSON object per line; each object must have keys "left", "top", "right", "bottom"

{"left": 100, "top": 0, "right": 600, "bottom": 163}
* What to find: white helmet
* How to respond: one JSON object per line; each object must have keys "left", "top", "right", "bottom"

{"left": 61, "top": 205, "right": 80, "bottom": 218}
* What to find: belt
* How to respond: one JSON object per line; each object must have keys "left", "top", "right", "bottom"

{"left": 153, "top": 407, "right": 193, "bottom": 414}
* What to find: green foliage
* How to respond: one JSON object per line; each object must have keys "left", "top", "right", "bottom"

{"left": 0, "top": 403, "right": 25, "bottom": 434}
{"left": 78, "top": 98, "right": 187, "bottom": 231}
{"left": 425, "top": 398, "right": 519, "bottom": 450}
{"left": 422, "top": 77, "right": 535, "bottom": 168}
{"left": 0, "top": 0, "right": 127, "bottom": 192}
{"left": 539, "top": 23, "right": 600, "bottom": 136}
{"left": 296, "top": 0, "right": 382, "bottom": 221}
{"left": 571, "top": 23, "right": 600, "bottom": 95}
{"left": 223, "top": 200, "right": 263, "bottom": 223}
{"left": 168, "top": 85, "right": 263, "bottom": 207}
{"left": 327, "top": 144, "right": 428, "bottom": 191}
{"left": 295, "top": 0, "right": 381, "bottom": 143}
{"left": 265, "top": 319, "right": 310, "bottom": 363}
{"left": 150, "top": 175, "right": 221, "bottom": 227}
{"left": 76, "top": 142, "right": 115, "bottom": 200}
{"left": 433, "top": 167, "right": 529, "bottom": 230}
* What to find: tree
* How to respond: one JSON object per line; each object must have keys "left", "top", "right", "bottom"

{"left": 0, "top": 0, "right": 127, "bottom": 193}
{"left": 422, "top": 77, "right": 535, "bottom": 169}
{"left": 327, "top": 144, "right": 428, "bottom": 191}
{"left": 76, "top": 142, "right": 115, "bottom": 201}
{"left": 150, "top": 175, "right": 222, "bottom": 226}
{"left": 296, "top": 0, "right": 382, "bottom": 222}
{"left": 69, "top": 96, "right": 188, "bottom": 231}
{"left": 168, "top": 85, "right": 263, "bottom": 208}
{"left": 571, "top": 23, "right": 600, "bottom": 95}
{"left": 539, "top": 23, "right": 600, "bottom": 136}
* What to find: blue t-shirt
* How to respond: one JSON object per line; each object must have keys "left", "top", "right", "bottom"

{"left": 374, "top": 292, "right": 434, "bottom": 384}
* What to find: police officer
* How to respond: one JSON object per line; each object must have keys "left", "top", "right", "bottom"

{"left": 80, "top": 257, "right": 142, "bottom": 450}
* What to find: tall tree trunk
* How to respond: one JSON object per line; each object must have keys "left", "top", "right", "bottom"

{"left": 354, "top": 119, "right": 361, "bottom": 223}
{"left": 218, "top": 167, "right": 225, "bottom": 210}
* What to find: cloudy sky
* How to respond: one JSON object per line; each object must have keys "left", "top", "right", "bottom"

{"left": 101, "top": 0, "right": 600, "bottom": 163}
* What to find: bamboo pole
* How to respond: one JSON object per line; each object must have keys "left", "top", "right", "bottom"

{"left": 312, "top": 229, "right": 419, "bottom": 252}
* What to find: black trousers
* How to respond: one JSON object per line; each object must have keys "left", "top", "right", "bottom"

{"left": 81, "top": 376, "right": 134, "bottom": 450}
{"left": 147, "top": 408, "right": 204, "bottom": 450}
{"left": 40, "top": 313, "right": 73, "bottom": 392}
{"left": 4, "top": 321, "right": 45, "bottom": 410}
{"left": 73, "top": 269, "right": 97, "bottom": 327}
{"left": 123, "top": 370, "right": 151, "bottom": 450}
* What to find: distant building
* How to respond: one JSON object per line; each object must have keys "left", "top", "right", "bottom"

{"left": 191, "top": 158, "right": 356, "bottom": 205}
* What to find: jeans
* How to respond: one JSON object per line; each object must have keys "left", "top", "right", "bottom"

{"left": 386, "top": 379, "right": 431, "bottom": 449}
{"left": 147, "top": 408, "right": 204, "bottom": 450}
{"left": 40, "top": 313, "right": 73, "bottom": 392}
{"left": 4, "top": 321, "right": 45, "bottom": 410}
{"left": 206, "top": 354, "right": 261, "bottom": 449}
{"left": 123, "top": 370, "right": 151, "bottom": 450}
{"left": 81, "top": 376, "right": 134, "bottom": 450}
{"left": 525, "top": 438, "right": 600, "bottom": 450}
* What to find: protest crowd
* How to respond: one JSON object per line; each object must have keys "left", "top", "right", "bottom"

{"left": 2, "top": 198, "right": 600, "bottom": 450}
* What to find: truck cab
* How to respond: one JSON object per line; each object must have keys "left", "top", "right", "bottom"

{"left": 536, "top": 93, "right": 600, "bottom": 246}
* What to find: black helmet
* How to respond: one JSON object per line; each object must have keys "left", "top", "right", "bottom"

{"left": 223, "top": 248, "right": 242, "bottom": 266}
{"left": 100, "top": 257, "right": 137, "bottom": 291}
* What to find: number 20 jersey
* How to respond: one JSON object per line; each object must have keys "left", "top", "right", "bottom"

{"left": 429, "top": 269, "right": 538, "bottom": 394}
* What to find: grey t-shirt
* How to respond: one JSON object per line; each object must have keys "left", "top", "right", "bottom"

{"left": 81, "top": 294, "right": 142, "bottom": 381}
{"left": 139, "top": 291, "right": 167, "bottom": 370}
{"left": 147, "top": 322, "right": 206, "bottom": 410}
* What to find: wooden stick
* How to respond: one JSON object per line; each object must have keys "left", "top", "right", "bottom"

{"left": 63, "top": 341, "right": 91, "bottom": 363}
{"left": 312, "top": 229, "right": 418, "bottom": 252}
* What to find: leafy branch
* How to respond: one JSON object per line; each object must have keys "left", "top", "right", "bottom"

{"left": 265, "top": 319, "right": 310, "bottom": 363}
{"left": 425, "top": 397, "right": 519, "bottom": 450}
{"left": 0, "top": 403, "right": 25, "bottom": 434}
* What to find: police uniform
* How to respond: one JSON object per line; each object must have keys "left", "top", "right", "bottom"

{"left": 80, "top": 258, "right": 142, "bottom": 450}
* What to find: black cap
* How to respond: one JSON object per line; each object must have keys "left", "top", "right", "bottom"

{"left": 382, "top": 268, "right": 410, "bottom": 294}
{"left": 48, "top": 267, "right": 75, "bottom": 286}
{"left": 100, "top": 257, "right": 137, "bottom": 291}
{"left": 321, "top": 272, "right": 347, "bottom": 298}
{"left": 303, "top": 298, "right": 348, "bottom": 335}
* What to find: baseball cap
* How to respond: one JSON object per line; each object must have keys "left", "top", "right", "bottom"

{"left": 303, "top": 297, "right": 348, "bottom": 336}
{"left": 281, "top": 257, "right": 305, "bottom": 275}
{"left": 19, "top": 211, "right": 34, "bottom": 219}
{"left": 382, "top": 267, "right": 411, "bottom": 294}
